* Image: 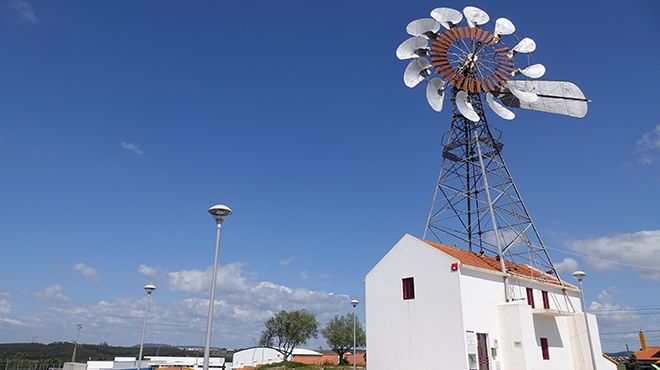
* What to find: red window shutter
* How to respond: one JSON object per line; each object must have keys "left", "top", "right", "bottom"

{"left": 526, "top": 287, "right": 535, "bottom": 309}
{"left": 402, "top": 277, "right": 415, "bottom": 300}
{"left": 542, "top": 291, "right": 550, "bottom": 309}
{"left": 540, "top": 337, "right": 549, "bottom": 360}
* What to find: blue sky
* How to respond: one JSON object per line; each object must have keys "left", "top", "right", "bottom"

{"left": 0, "top": 0, "right": 659, "bottom": 352}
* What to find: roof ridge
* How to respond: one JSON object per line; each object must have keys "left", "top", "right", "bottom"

{"left": 420, "top": 239, "right": 567, "bottom": 287}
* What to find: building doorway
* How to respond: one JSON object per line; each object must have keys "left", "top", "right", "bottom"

{"left": 477, "top": 333, "right": 490, "bottom": 370}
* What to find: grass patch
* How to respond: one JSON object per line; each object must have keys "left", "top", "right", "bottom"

{"left": 258, "top": 362, "right": 311, "bottom": 368}
{"left": 256, "top": 362, "right": 364, "bottom": 369}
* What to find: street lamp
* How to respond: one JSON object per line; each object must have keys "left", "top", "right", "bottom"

{"left": 138, "top": 284, "right": 156, "bottom": 370}
{"left": 203, "top": 204, "right": 232, "bottom": 370}
{"left": 71, "top": 323, "right": 83, "bottom": 362}
{"left": 350, "top": 299, "right": 359, "bottom": 370}
{"left": 572, "top": 271, "right": 597, "bottom": 370}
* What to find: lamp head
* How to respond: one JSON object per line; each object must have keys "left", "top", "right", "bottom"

{"left": 350, "top": 299, "right": 359, "bottom": 308}
{"left": 144, "top": 284, "right": 156, "bottom": 294}
{"left": 572, "top": 270, "right": 586, "bottom": 283}
{"left": 208, "top": 204, "right": 232, "bottom": 224}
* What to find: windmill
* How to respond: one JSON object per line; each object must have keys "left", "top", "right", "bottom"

{"left": 396, "top": 6, "right": 589, "bottom": 297}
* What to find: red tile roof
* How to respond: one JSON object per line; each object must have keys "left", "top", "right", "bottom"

{"left": 636, "top": 347, "right": 660, "bottom": 363}
{"left": 422, "top": 240, "right": 570, "bottom": 287}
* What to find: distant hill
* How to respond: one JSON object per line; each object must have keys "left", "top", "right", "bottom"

{"left": 0, "top": 342, "right": 233, "bottom": 364}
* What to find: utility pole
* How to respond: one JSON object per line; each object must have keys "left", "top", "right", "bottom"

{"left": 71, "top": 323, "right": 83, "bottom": 362}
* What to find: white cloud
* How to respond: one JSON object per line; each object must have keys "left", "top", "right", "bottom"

{"left": 637, "top": 124, "right": 660, "bottom": 150}
{"left": 10, "top": 0, "right": 37, "bottom": 24}
{"left": 567, "top": 230, "right": 660, "bottom": 281}
{"left": 168, "top": 267, "right": 211, "bottom": 293}
{"left": 636, "top": 124, "right": 660, "bottom": 165}
{"left": 0, "top": 293, "right": 11, "bottom": 314}
{"left": 5, "top": 262, "right": 351, "bottom": 347}
{"left": 167, "top": 262, "right": 349, "bottom": 323}
{"left": 138, "top": 264, "right": 160, "bottom": 279}
{"left": 74, "top": 263, "right": 99, "bottom": 283}
{"left": 300, "top": 270, "right": 309, "bottom": 280}
{"left": 120, "top": 142, "right": 143, "bottom": 155}
{"left": 0, "top": 317, "right": 24, "bottom": 326}
{"left": 279, "top": 257, "right": 295, "bottom": 266}
{"left": 484, "top": 229, "right": 527, "bottom": 254}
{"left": 35, "top": 285, "right": 68, "bottom": 303}
{"left": 554, "top": 258, "right": 579, "bottom": 276}
{"left": 589, "top": 287, "right": 640, "bottom": 325}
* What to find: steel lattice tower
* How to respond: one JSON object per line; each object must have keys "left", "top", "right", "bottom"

{"left": 423, "top": 88, "right": 561, "bottom": 283}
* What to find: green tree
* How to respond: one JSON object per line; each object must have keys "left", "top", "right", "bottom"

{"left": 258, "top": 310, "right": 319, "bottom": 360}
{"left": 321, "top": 313, "right": 365, "bottom": 365}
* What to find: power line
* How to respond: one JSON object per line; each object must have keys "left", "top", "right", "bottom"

{"left": 593, "top": 310, "right": 660, "bottom": 314}
{"left": 591, "top": 306, "right": 660, "bottom": 312}
{"left": 601, "top": 329, "right": 660, "bottom": 335}
{"left": 594, "top": 313, "right": 660, "bottom": 318}
{"left": 546, "top": 245, "right": 660, "bottom": 272}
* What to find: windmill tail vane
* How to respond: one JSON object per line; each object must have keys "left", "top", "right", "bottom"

{"left": 396, "top": 6, "right": 590, "bottom": 291}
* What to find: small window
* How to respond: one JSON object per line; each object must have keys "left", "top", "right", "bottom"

{"left": 526, "top": 287, "right": 535, "bottom": 309}
{"left": 402, "top": 277, "right": 415, "bottom": 300}
{"left": 542, "top": 290, "right": 550, "bottom": 309}
{"left": 540, "top": 337, "right": 549, "bottom": 360}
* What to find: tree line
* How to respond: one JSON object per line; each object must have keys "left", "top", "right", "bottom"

{"left": 0, "top": 342, "right": 222, "bottom": 363}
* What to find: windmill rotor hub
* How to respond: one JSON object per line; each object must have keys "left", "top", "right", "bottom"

{"left": 429, "top": 26, "right": 513, "bottom": 94}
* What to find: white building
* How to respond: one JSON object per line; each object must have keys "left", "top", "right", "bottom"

{"left": 85, "top": 356, "right": 226, "bottom": 370}
{"left": 365, "top": 234, "right": 616, "bottom": 370}
{"left": 231, "top": 347, "right": 322, "bottom": 369}
{"left": 145, "top": 356, "right": 226, "bottom": 370}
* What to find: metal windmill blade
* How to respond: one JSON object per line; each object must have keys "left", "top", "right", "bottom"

{"left": 426, "top": 78, "right": 446, "bottom": 112}
{"left": 486, "top": 92, "right": 515, "bottom": 120}
{"left": 431, "top": 7, "right": 463, "bottom": 30}
{"left": 517, "top": 64, "right": 546, "bottom": 78}
{"left": 456, "top": 91, "right": 480, "bottom": 122}
{"left": 403, "top": 58, "right": 431, "bottom": 88}
{"left": 494, "top": 18, "right": 515, "bottom": 37}
{"left": 396, "top": 36, "right": 429, "bottom": 60}
{"left": 463, "top": 6, "right": 490, "bottom": 28}
{"left": 406, "top": 18, "right": 440, "bottom": 39}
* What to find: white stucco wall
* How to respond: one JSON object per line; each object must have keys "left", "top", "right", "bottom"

{"left": 365, "top": 234, "right": 468, "bottom": 370}
{"left": 568, "top": 313, "right": 617, "bottom": 370}
{"left": 532, "top": 315, "right": 575, "bottom": 370}
{"left": 86, "top": 362, "right": 114, "bottom": 370}
{"left": 498, "top": 301, "right": 538, "bottom": 370}
{"left": 460, "top": 268, "right": 508, "bottom": 369}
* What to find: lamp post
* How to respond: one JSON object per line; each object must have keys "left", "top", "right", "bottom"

{"left": 71, "top": 323, "right": 82, "bottom": 362}
{"left": 573, "top": 271, "right": 598, "bottom": 370}
{"left": 203, "top": 204, "right": 232, "bottom": 370}
{"left": 350, "top": 299, "right": 359, "bottom": 370}
{"left": 138, "top": 284, "right": 156, "bottom": 370}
